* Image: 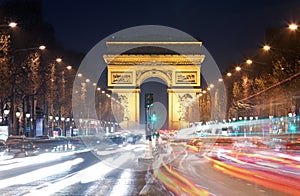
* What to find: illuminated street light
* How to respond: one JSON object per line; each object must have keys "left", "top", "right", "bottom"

{"left": 4, "top": 105, "right": 10, "bottom": 116}
{"left": 55, "top": 115, "right": 59, "bottom": 121}
{"left": 56, "top": 58, "right": 62, "bottom": 63}
{"left": 235, "top": 66, "right": 242, "bottom": 71}
{"left": 218, "top": 78, "right": 223, "bottom": 82}
{"left": 16, "top": 108, "right": 21, "bottom": 135}
{"left": 227, "top": 72, "right": 232, "bottom": 77}
{"left": 246, "top": 59, "right": 253, "bottom": 65}
{"left": 263, "top": 44, "right": 271, "bottom": 51}
{"left": 15, "top": 108, "right": 21, "bottom": 118}
{"left": 66, "top": 65, "right": 72, "bottom": 70}
{"left": 39, "top": 45, "right": 46, "bottom": 50}
{"left": 25, "top": 111, "right": 31, "bottom": 118}
{"left": 288, "top": 23, "right": 298, "bottom": 31}
{"left": 8, "top": 22, "right": 17, "bottom": 28}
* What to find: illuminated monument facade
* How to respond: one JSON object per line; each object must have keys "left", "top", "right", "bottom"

{"left": 103, "top": 42, "right": 205, "bottom": 130}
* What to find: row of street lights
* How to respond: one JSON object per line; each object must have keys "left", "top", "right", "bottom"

{"left": 73, "top": 72, "right": 123, "bottom": 135}
{"left": 199, "top": 22, "right": 299, "bottom": 121}
{"left": 1, "top": 20, "right": 78, "bottom": 137}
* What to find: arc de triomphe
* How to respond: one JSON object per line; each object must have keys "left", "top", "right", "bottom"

{"left": 103, "top": 42, "right": 205, "bottom": 130}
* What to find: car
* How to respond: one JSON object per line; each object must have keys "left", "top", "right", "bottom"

{"left": 252, "top": 140, "right": 268, "bottom": 148}
{"left": 109, "top": 135, "right": 127, "bottom": 145}
{"left": 127, "top": 134, "right": 142, "bottom": 144}
{"left": 214, "top": 137, "right": 234, "bottom": 146}
{"left": 285, "top": 141, "right": 300, "bottom": 150}
{"left": 187, "top": 138, "right": 203, "bottom": 152}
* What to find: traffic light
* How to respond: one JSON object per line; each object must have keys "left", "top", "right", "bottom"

{"left": 150, "top": 113, "right": 157, "bottom": 122}
{"left": 145, "top": 93, "right": 153, "bottom": 108}
{"left": 289, "top": 123, "right": 297, "bottom": 132}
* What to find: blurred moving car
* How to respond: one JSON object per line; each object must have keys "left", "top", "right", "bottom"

{"left": 187, "top": 138, "right": 203, "bottom": 152}
{"left": 127, "top": 134, "right": 142, "bottom": 144}
{"left": 109, "top": 135, "right": 127, "bottom": 145}
{"left": 285, "top": 141, "right": 300, "bottom": 150}
{"left": 214, "top": 137, "right": 234, "bottom": 147}
{"left": 252, "top": 140, "right": 268, "bottom": 149}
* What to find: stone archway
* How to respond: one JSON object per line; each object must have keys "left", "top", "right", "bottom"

{"left": 103, "top": 42, "right": 205, "bottom": 130}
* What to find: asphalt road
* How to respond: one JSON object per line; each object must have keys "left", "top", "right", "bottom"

{"left": 0, "top": 138, "right": 171, "bottom": 196}
{"left": 155, "top": 142, "right": 297, "bottom": 196}
{"left": 2, "top": 136, "right": 300, "bottom": 195}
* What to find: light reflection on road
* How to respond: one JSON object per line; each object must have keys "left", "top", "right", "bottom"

{"left": 153, "top": 139, "right": 300, "bottom": 196}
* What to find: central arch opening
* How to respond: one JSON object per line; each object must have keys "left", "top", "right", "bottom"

{"left": 140, "top": 77, "right": 168, "bottom": 130}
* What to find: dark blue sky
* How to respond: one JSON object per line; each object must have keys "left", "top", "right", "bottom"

{"left": 42, "top": 0, "right": 300, "bottom": 70}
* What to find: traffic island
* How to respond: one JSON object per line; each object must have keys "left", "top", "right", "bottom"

{"left": 138, "top": 157, "right": 154, "bottom": 164}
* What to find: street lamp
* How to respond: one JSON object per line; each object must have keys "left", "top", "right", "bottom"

{"left": 8, "top": 22, "right": 17, "bottom": 28}
{"left": 263, "top": 44, "right": 271, "bottom": 52}
{"left": 56, "top": 58, "right": 62, "bottom": 63}
{"left": 25, "top": 111, "right": 31, "bottom": 137}
{"left": 0, "top": 22, "right": 17, "bottom": 28}
{"left": 39, "top": 45, "right": 46, "bottom": 50}
{"left": 16, "top": 109, "right": 21, "bottom": 118}
{"left": 235, "top": 66, "right": 242, "bottom": 71}
{"left": 4, "top": 105, "right": 10, "bottom": 116}
{"left": 3, "top": 105, "right": 10, "bottom": 127}
{"left": 246, "top": 59, "right": 253, "bottom": 65}
{"left": 16, "top": 108, "right": 21, "bottom": 135}
{"left": 25, "top": 111, "right": 31, "bottom": 118}
{"left": 288, "top": 23, "right": 298, "bottom": 31}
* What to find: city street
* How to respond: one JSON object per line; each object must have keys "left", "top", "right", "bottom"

{"left": 153, "top": 139, "right": 300, "bottom": 196}
{"left": 1, "top": 135, "right": 300, "bottom": 195}
{"left": 0, "top": 137, "right": 171, "bottom": 196}
{"left": 0, "top": 149, "right": 146, "bottom": 195}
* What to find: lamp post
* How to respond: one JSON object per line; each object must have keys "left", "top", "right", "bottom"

{"left": 49, "top": 115, "right": 53, "bottom": 136}
{"left": 55, "top": 115, "right": 60, "bottom": 136}
{"left": 66, "top": 117, "right": 70, "bottom": 136}
{"left": 4, "top": 105, "right": 10, "bottom": 126}
{"left": 25, "top": 111, "right": 30, "bottom": 137}
{"left": 61, "top": 117, "right": 65, "bottom": 136}
{"left": 15, "top": 108, "right": 21, "bottom": 135}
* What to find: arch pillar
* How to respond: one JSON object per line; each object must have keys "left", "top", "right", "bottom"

{"left": 111, "top": 88, "right": 140, "bottom": 130}
{"left": 168, "top": 88, "right": 200, "bottom": 130}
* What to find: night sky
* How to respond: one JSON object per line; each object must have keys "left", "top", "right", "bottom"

{"left": 42, "top": 0, "right": 300, "bottom": 71}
